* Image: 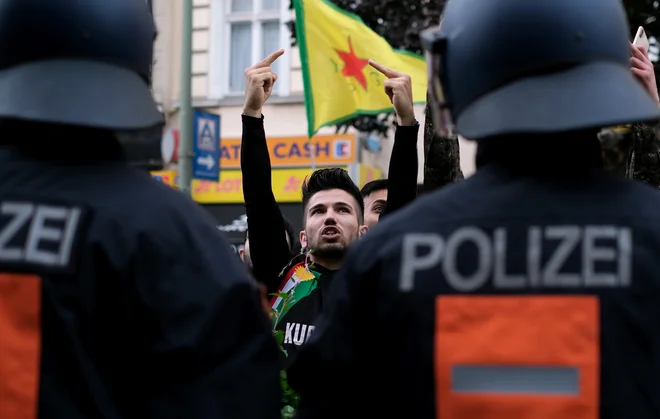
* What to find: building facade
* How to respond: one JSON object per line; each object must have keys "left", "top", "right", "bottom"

{"left": 151, "top": 0, "right": 477, "bottom": 182}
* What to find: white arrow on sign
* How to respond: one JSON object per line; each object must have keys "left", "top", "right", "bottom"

{"left": 197, "top": 154, "right": 215, "bottom": 170}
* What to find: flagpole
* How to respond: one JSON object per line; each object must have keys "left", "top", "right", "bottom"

{"left": 177, "top": 0, "right": 193, "bottom": 195}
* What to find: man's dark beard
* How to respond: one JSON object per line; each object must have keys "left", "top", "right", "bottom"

{"left": 312, "top": 243, "right": 346, "bottom": 262}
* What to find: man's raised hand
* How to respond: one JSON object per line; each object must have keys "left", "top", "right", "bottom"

{"left": 630, "top": 43, "right": 660, "bottom": 105}
{"left": 369, "top": 59, "right": 415, "bottom": 126}
{"left": 243, "top": 49, "right": 285, "bottom": 118}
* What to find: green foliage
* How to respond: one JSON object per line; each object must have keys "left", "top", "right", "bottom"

{"left": 270, "top": 293, "right": 301, "bottom": 418}
{"left": 269, "top": 290, "right": 295, "bottom": 329}
{"left": 280, "top": 369, "right": 301, "bottom": 417}
{"left": 273, "top": 329, "right": 288, "bottom": 358}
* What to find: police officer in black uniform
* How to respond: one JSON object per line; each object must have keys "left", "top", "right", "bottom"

{"left": 0, "top": 1, "right": 280, "bottom": 418}
{"left": 288, "top": 0, "right": 660, "bottom": 417}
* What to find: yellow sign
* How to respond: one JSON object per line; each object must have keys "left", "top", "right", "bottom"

{"left": 192, "top": 167, "right": 349, "bottom": 204}
{"left": 358, "top": 164, "right": 383, "bottom": 188}
{"left": 150, "top": 171, "right": 178, "bottom": 188}
{"left": 220, "top": 134, "right": 356, "bottom": 169}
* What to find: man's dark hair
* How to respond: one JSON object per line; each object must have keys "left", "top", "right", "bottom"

{"left": 301, "top": 168, "right": 364, "bottom": 225}
{"left": 360, "top": 179, "right": 388, "bottom": 197}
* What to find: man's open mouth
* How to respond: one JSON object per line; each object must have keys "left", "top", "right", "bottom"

{"left": 321, "top": 226, "right": 340, "bottom": 238}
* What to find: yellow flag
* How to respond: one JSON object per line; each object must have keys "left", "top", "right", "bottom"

{"left": 293, "top": 0, "right": 428, "bottom": 137}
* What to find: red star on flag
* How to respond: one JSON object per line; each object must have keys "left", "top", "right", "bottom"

{"left": 334, "top": 36, "right": 369, "bottom": 89}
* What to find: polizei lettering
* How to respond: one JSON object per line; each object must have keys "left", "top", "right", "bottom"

{"left": 399, "top": 226, "right": 632, "bottom": 292}
{"left": 284, "top": 322, "right": 316, "bottom": 346}
{"left": 0, "top": 201, "right": 82, "bottom": 268}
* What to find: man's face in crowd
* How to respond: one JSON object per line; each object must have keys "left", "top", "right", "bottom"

{"left": 363, "top": 188, "right": 387, "bottom": 229}
{"left": 300, "top": 189, "right": 366, "bottom": 260}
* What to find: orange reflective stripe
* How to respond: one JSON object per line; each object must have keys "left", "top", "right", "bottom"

{"left": 0, "top": 274, "right": 42, "bottom": 419}
{"left": 435, "top": 296, "right": 599, "bottom": 419}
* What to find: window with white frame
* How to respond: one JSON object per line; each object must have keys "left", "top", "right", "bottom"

{"left": 210, "top": 0, "right": 290, "bottom": 98}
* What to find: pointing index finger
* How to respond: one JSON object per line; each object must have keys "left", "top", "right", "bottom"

{"left": 259, "top": 49, "right": 285, "bottom": 66}
{"left": 369, "top": 59, "right": 401, "bottom": 78}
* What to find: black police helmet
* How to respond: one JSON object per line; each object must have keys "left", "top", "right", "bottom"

{"left": 421, "top": 0, "right": 660, "bottom": 140}
{"left": 0, "top": 0, "right": 162, "bottom": 130}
